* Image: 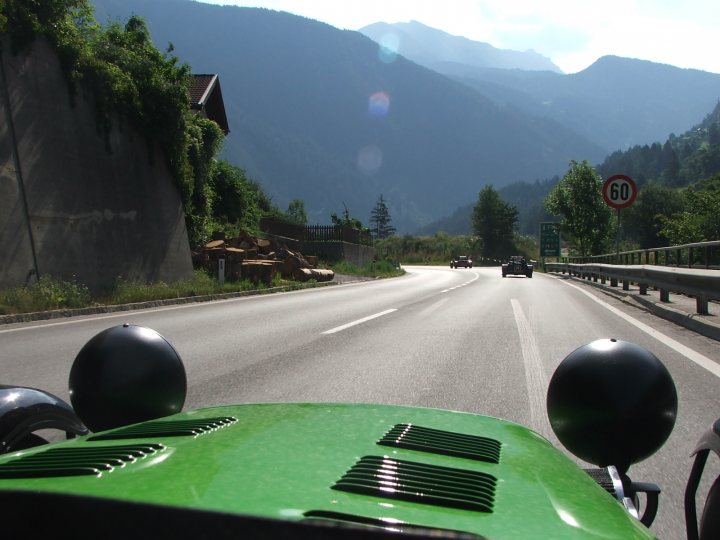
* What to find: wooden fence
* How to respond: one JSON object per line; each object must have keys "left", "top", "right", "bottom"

{"left": 302, "top": 225, "right": 372, "bottom": 245}
{"left": 260, "top": 218, "right": 373, "bottom": 246}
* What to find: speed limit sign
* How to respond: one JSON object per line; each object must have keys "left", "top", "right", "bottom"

{"left": 602, "top": 174, "right": 637, "bottom": 209}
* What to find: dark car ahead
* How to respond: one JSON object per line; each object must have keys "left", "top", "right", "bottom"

{"left": 450, "top": 256, "right": 472, "bottom": 269}
{"left": 502, "top": 256, "right": 533, "bottom": 278}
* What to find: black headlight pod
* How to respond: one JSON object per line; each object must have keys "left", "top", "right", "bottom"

{"left": 69, "top": 324, "right": 187, "bottom": 432}
{"left": 547, "top": 338, "right": 677, "bottom": 474}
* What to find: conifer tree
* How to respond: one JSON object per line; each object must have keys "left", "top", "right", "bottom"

{"left": 370, "top": 195, "right": 396, "bottom": 239}
{"left": 472, "top": 185, "right": 518, "bottom": 259}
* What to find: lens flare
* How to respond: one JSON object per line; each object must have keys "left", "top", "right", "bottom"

{"left": 357, "top": 145, "right": 383, "bottom": 174}
{"left": 378, "top": 33, "right": 399, "bottom": 64}
{"left": 368, "top": 92, "right": 390, "bottom": 118}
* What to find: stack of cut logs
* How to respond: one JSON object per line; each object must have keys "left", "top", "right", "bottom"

{"left": 193, "top": 233, "right": 334, "bottom": 284}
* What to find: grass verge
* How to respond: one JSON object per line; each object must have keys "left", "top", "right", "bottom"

{"left": 328, "top": 259, "right": 405, "bottom": 278}
{"left": 0, "top": 261, "right": 401, "bottom": 316}
{"left": 0, "top": 271, "right": 294, "bottom": 316}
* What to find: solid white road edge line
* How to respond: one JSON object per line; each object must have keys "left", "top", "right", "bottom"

{"left": 322, "top": 309, "right": 398, "bottom": 335}
{"left": 560, "top": 279, "right": 720, "bottom": 379}
{"left": 511, "top": 299, "right": 552, "bottom": 439}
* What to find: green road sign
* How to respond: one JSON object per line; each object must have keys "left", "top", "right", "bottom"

{"left": 540, "top": 222, "right": 560, "bottom": 257}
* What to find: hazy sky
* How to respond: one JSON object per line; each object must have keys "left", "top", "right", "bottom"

{"left": 198, "top": 0, "right": 719, "bottom": 74}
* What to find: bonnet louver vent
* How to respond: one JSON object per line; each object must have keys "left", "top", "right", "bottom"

{"left": 88, "top": 416, "right": 237, "bottom": 441}
{"left": 378, "top": 424, "right": 501, "bottom": 464}
{"left": 0, "top": 443, "right": 164, "bottom": 478}
{"left": 332, "top": 455, "right": 496, "bottom": 512}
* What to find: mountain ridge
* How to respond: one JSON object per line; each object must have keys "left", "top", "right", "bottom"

{"left": 92, "top": 0, "right": 606, "bottom": 231}
{"left": 383, "top": 28, "right": 720, "bottom": 153}
{"left": 359, "top": 20, "right": 562, "bottom": 73}
{"left": 90, "top": 0, "right": 720, "bottom": 233}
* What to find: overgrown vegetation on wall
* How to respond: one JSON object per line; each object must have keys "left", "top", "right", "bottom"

{"left": 0, "top": 0, "right": 282, "bottom": 246}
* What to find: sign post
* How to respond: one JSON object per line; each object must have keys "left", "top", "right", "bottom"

{"left": 602, "top": 175, "right": 638, "bottom": 263}
{"left": 218, "top": 257, "right": 225, "bottom": 285}
{"left": 540, "top": 222, "right": 560, "bottom": 273}
{"left": 540, "top": 222, "right": 561, "bottom": 257}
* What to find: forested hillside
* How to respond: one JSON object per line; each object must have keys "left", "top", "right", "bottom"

{"left": 423, "top": 102, "right": 720, "bottom": 249}
{"left": 597, "top": 101, "right": 720, "bottom": 186}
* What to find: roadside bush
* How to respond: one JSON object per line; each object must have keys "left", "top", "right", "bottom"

{"left": 0, "top": 276, "right": 91, "bottom": 314}
{"left": 107, "top": 270, "right": 266, "bottom": 304}
{"left": 0, "top": 271, "right": 293, "bottom": 315}
{"left": 330, "top": 259, "right": 403, "bottom": 278}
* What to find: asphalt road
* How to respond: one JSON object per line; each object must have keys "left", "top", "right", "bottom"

{"left": 2, "top": 265, "right": 719, "bottom": 539}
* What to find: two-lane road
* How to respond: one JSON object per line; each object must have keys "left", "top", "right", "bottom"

{"left": 1, "top": 265, "right": 718, "bottom": 538}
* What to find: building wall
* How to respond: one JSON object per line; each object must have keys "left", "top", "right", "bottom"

{"left": 0, "top": 38, "right": 193, "bottom": 292}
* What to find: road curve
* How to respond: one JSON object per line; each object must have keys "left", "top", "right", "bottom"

{"left": 1, "top": 265, "right": 718, "bottom": 539}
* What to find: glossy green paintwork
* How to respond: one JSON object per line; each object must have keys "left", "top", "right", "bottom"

{"left": 0, "top": 403, "right": 656, "bottom": 539}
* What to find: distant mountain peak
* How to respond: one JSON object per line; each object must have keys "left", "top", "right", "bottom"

{"left": 359, "top": 21, "right": 563, "bottom": 73}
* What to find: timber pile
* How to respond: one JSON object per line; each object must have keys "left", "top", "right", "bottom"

{"left": 193, "top": 233, "right": 334, "bottom": 284}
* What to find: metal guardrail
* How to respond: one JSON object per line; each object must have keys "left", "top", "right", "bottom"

{"left": 545, "top": 263, "right": 720, "bottom": 315}
{"left": 564, "top": 240, "right": 720, "bottom": 268}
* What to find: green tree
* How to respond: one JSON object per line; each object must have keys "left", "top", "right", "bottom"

{"left": 374, "top": 233, "right": 475, "bottom": 264}
{"left": 661, "top": 141, "right": 681, "bottom": 185}
{"left": 472, "top": 185, "right": 518, "bottom": 259}
{"left": 622, "top": 182, "right": 684, "bottom": 248}
{"left": 369, "top": 194, "right": 396, "bottom": 239}
{"left": 285, "top": 199, "right": 308, "bottom": 226}
{"left": 659, "top": 176, "right": 720, "bottom": 244}
{"left": 544, "top": 161, "right": 613, "bottom": 256}
{"left": 0, "top": 0, "right": 95, "bottom": 55}
{"left": 331, "top": 203, "right": 363, "bottom": 229}
{"left": 210, "top": 161, "right": 262, "bottom": 233}
{"left": 709, "top": 123, "right": 720, "bottom": 145}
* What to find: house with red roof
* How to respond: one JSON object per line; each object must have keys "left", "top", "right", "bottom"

{"left": 189, "top": 74, "right": 229, "bottom": 135}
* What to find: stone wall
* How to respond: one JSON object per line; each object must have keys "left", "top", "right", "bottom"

{"left": 0, "top": 38, "right": 193, "bottom": 292}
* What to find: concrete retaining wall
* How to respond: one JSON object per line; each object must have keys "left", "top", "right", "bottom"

{"left": 0, "top": 38, "right": 193, "bottom": 291}
{"left": 300, "top": 241, "right": 375, "bottom": 267}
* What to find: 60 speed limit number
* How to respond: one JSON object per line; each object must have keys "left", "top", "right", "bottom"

{"left": 602, "top": 174, "right": 637, "bottom": 209}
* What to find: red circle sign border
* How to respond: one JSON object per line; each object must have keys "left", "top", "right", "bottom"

{"left": 602, "top": 174, "right": 638, "bottom": 209}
